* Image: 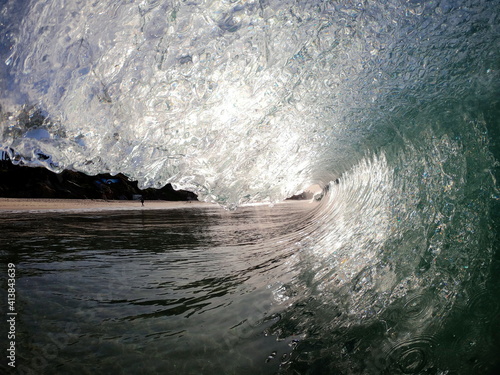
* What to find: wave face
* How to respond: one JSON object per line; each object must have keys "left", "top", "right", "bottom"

{"left": 2, "top": 0, "right": 497, "bottom": 205}
{"left": 1, "top": 0, "right": 500, "bottom": 373}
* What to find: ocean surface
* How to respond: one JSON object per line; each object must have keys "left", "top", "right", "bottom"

{"left": 1, "top": 0, "right": 500, "bottom": 374}
{"left": 0, "top": 199, "right": 499, "bottom": 375}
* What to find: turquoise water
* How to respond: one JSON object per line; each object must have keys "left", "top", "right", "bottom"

{"left": 1, "top": 0, "right": 500, "bottom": 373}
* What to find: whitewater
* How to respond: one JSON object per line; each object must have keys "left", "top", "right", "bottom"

{"left": 1, "top": 0, "right": 499, "bottom": 374}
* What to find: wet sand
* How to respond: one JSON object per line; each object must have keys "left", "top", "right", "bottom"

{"left": 0, "top": 198, "right": 209, "bottom": 213}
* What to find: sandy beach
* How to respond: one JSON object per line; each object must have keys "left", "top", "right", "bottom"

{"left": 0, "top": 198, "right": 210, "bottom": 213}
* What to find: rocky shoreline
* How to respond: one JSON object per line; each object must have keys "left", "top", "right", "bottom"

{"left": 0, "top": 161, "right": 197, "bottom": 201}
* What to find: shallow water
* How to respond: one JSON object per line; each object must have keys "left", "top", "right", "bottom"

{"left": 0, "top": 202, "right": 317, "bottom": 374}
{"left": 1, "top": 198, "right": 499, "bottom": 374}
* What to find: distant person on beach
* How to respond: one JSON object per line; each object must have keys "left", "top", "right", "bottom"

{"left": 141, "top": 197, "right": 144, "bottom": 206}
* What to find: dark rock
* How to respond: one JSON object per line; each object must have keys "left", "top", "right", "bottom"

{"left": 0, "top": 162, "right": 198, "bottom": 201}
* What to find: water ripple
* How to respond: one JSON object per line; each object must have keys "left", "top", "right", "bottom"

{"left": 385, "top": 336, "right": 436, "bottom": 374}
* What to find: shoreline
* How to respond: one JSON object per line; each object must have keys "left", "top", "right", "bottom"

{"left": 0, "top": 198, "right": 210, "bottom": 213}
{"left": 0, "top": 197, "right": 319, "bottom": 214}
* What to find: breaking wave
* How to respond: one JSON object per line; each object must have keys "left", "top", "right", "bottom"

{"left": 1, "top": 0, "right": 499, "bottom": 373}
